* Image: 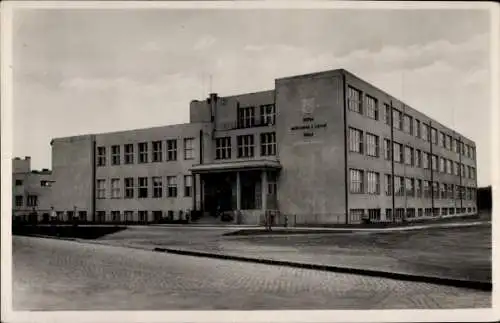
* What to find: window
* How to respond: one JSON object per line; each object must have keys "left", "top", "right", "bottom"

{"left": 111, "top": 211, "right": 120, "bottom": 222}
{"left": 153, "top": 211, "right": 163, "bottom": 223}
{"left": 384, "top": 139, "right": 391, "bottom": 160}
{"left": 26, "top": 195, "right": 38, "bottom": 207}
{"left": 260, "top": 132, "right": 277, "bottom": 156}
{"left": 440, "top": 183, "right": 446, "bottom": 199}
{"left": 15, "top": 179, "right": 23, "bottom": 186}
{"left": 406, "top": 178, "right": 415, "bottom": 197}
{"left": 184, "top": 175, "right": 192, "bottom": 197}
{"left": 349, "top": 128, "right": 363, "bottom": 154}
{"left": 78, "top": 211, "right": 87, "bottom": 220}
{"left": 167, "top": 139, "right": 177, "bottom": 161}
{"left": 439, "top": 157, "right": 445, "bottom": 173}
{"left": 405, "top": 146, "right": 414, "bottom": 166}
{"left": 138, "top": 177, "right": 148, "bottom": 198}
{"left": 464, "top": 165, "right": 469, "bottom": 179}
{"left": 96, "top": 179, "right": 106, "bottom": 199}
{"left": 238, "top": 106, "right": 255, "bottom": 128}
{"left": 446, "top": 135, "right": 452, "bottom": 150}
{"left": 418, "top": 208, "right": 423, "bottom": 217}
{"left": 422, "top": 123, "right": 430, "bottom": 141}
{"left": 365, "top": 95, "right": 378, "bottom": 120}
{"left": 167, "top": 176, "right": 177, "bottom": 197}
{"left": 395, "top": 176, "right": 404, "bottom": 196}
{"left": 407, "top": 208, "right": 416, "bottom": 219}
{"left": 415, "top": 149, "right": 421, "bottom": 168}
{"left": 416, "top": 179, "right": 422, "bottom": 197}
{"left": 138, "top": 211, "right": 148, "bottom": 223}
{"left": 368, "top": 209, "right": 381, "bottom": 221}
{"left": 439, "top": 131, "right": 445, "bottom": 147}
{"left": 415, "top": 119, "right": 421, "bottom": 138}
{"left": 349, "top": 209, "right": 364, "bottom": 223}
{"left": 423, "top": 180, "right": 431, "bottom": 198}
{"left": 349, "top": 169, "right": 364, "bottom": 193}
{"left": 260, "top": 104, "right": 275, "bottom": 125}
{"left": 215, "top": 137, "right": 231, "bottom": 160}
{"left": 446, "top": 159, "right": 452, "bottom": 174}
{"left": 184, "top": 138, "right": 195, "bottom": 160}
{"left": 366, "top": 133, "right": 379, "bottom": 157}
{"left": 454, "top": 162, "right": 460, "bottom": 176}
{"left": 385, "top": 174, "right": 392, "bottom": 196}
{"left": 348, "top": 86, "right": 362, "bottom": 114}
{"left": 433, "top": 208, "right": 440, "bottom": 217}
{"left": 386, "top": 208, "right": 393, "bottom": 221}
{"left": 153, "top": 176, "right": 163, "bottom": 198}
{"left": 124, "top": 210, "right": 134, "bottom": 222}
{"left": 111, "top": 178, "right": 120, "bottom": 198}
{"left": 442, "top": 208, "right": 448, "bottom": 216}
{"left": 448, "top": 184, "right": 454, "bottom": 199}
{"left": 111, "top": 145, "right": 120, "bottom": 165}
{"left": 15, "top": 195, "right": 23, "bottom": 207}
{"left": 152, "top": 141, "right": 163, "bottom": 162}
{"left": 138, "top": 142, "right": 148, "bottom": 163}
{"left": 432, "top": 182, "right": 439, "bottom": 199}
{"left": 460, "top": 163, "right": 465, "bottom": 177}
{"left": 431, "top": 128, "right": 437, "bottom": 144}
{"left": 422, "top": 152, "right": 430, "bottom": 169}
{"left": 96, "top": 211, "right": 105, "bottom": 223}
{"left": 431, "top": 155, "right": 437, "bottom": 171}
{"left": 367, "top": 171, "right": 380, "bottom": 194}
{"left": 393, "top": 109, "right": 403, "bottom": 130}
{"left": 471, "top": 146, "right": 475, "bottom": 160}
{"left": 453, "top": 139, "right": 459, "bottom": 153}
{"left": 237, "top": 135, "right": 254, "bottom": 158}
{"left": 403, "top": 114, "right": 413, "bottom": 134}
{"left": 393, "top": 142, "right": 403, "bottom": 163}
{"left": 470, "top": 167, "right": 476, "bottom": 179}
{"left": 97, "top": 146, "right": 106, "bottom": 166}
{"left": 124, "top": 178, "right": 134, "bottom": 199}
{"left": 124, "top": 144, "right": 134, "bottom": 164}
{"left": 395, "top": 208, "right": 405, "bottom": 221}
{"left": 384, "top": 104, "right": 391, "bottom": 125}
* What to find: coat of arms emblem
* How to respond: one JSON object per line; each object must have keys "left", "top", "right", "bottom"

{"left": 301, "top": 98, "right": 315, "bottom": 115}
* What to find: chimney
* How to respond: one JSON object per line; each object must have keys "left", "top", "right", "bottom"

{"left": 209, "top": 93, "right": 217, "bottom": 122}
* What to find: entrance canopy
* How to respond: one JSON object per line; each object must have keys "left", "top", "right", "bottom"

{"left": 190, "top": 159, "right": 282, "bottom": 174}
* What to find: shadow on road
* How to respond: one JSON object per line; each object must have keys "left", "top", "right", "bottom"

{"left": 12, "top": 224, "right": 127, "bottom": 240}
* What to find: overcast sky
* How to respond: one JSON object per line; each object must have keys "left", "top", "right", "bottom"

{"left": 12, "top": 7, "right": 492, "bottom": 186}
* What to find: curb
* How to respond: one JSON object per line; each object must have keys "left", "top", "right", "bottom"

{"left": 153, "top": 247, "right": 492, "bottom": 292}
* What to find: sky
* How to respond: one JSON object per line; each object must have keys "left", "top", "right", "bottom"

{"left": 12, "top": 7, "right": 492, "bottom": 186}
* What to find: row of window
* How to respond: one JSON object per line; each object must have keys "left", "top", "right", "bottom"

{"left": 350, "top": 206, "right": 477, "bottom": 222}
{"left": 347, "top": 86, "right": 476, "bottom": 160}
{"left": 215, "top": 132, "right": 276, "bottom": 159}
{"left": 14, "top": 195, "right": 38, "bottom": 207}
{"left": 237, "top": 104, "right": 276, "bottom": 128}
{"left": 348, "top": 127, "right": 477, "bottom": 179}
{"left": 97, "top": 138, "right": 195, "bottom": 167}
{"left": 349, "top": 168, "right": 477, "bottom": 200}
{"left": 96, "top": 175, "right": 193, "bottom": 199}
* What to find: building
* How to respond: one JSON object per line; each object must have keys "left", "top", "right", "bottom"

{"left": 12, "top": 156, "right": 54, "bottom": 222}
{"left": 45, "top": 69, "right": 477, "bottom": 225}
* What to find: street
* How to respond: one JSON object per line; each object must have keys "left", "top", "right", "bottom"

{"left": 13, "top": 236, "right": 490, "bottom": 310}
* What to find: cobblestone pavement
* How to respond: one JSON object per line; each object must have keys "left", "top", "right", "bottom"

{"left": 13, "top": 236, "right": 490, "bottom": 311}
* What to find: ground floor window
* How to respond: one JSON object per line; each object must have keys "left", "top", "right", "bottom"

{"left": 124, "top": 211, "right": 134, "bottom": 222}
{"left": 349, "top": 209, "right": 364, "bottom": 223}
{"left": 395, "top": 208, "right": 405, "bottom": 221}
{"left": 424, "top": 208, "right": 432, "bottom": 217}
{"left": 368, "top": 209, "right": 381, "bottom": 221}
{"left": 406, "top": 208, "right": 416, "bottom": 219}
{"left": 441, "top": 208, "right": 448, "bottom": 216}
{"left": 433, "top": 208, "right": 440, "bottom": 217}
{"left": 78, "top": 211, "right": 87, "bottom": 220}
{"left": 417, "top": 208, "right": 423, "bottom": 217}
{"left": 139, "top": 211, "right": 148, "bottom": 223}
{"left": 111, "top": 211, "right": 120, "bottom": 222}
{"left": 97, "top": 211, "right": 105, "bottom": 223}
{"left": 153, "top": 211, "right": 162, "bottom": 222}
{"left": 449, "top": 207, "right": 455, "bottom": 215}
{"left": 385, "top": 208, "right": 392, "bottom": 221}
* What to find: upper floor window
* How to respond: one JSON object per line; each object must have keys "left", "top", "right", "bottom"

{"left": 431, "top": 128, "right": 438, "bottom": 145}
{"left": 384, "top": 104, "right": 391, "bottom": 125}
{"left": 138, "top": 142, "right": 148, "bottom": 164}
{"left": 237, "top": 135, "right": 255, "bottom": 158}
{"left": 111, "top": 145, "right": 120, "bottom": 165}
{"left": 167, "top": 139, "right": 177, "bottom": 161}
{"left": 111, "top": 178, "right": 120, "bottom": 198}
{"left": 27, "top": 195, "right": 38, "bottom": 207}
{"left": 415, "top": 149, "right": 421, "bottom": 168}
{"left": 15, "top": 195, "right": 23, "bottom": 207}
{"left": 405, "top": 146, "right": 414, "bottom": 166}
{"left": 366, "top": 171, "right": 380, "bottom": 194}
{"left": 96, "top": 179, "right": 106, "bottom": 199}
{"left": 365, "top": 95, "right": 378, "bottom": 120}
{"left": 446, "top": 135, "right": 452, "bottom": 150}
{"left": 152, "top": 141, "right": 163, "bottom": 162}
{"left": 167, "top": 176, "right": 177, "bottom": 197}
{"left": 260, "top": 132, "right": 276, "bottom": 156}
{"left": 349, "top": 169, "right": 364, "bottom": 193}
{"left": 431, "top": 154, "right": 438, "bottom": 170}
{"left": 415, "top": 119, "right": 421, "bottom": 138}
{"left": 366, "top": 133, "right": 379, "bottom": 157}
{"left": 384, "top": 139, "right": 391, "bottom": 160}
{"left": 124, "top": 178, "right": 134, "bottom": 199}
{"left": 260, "top": 104, "right": 275, "bottom": 125}
{"left": 439, "top": 131, "right": 446, "bottom": 148}
{"left": 183, "top": 138, "right": 195, "bottom": 160}
{"left": 97, "top": 146, "right": 106, "bottom": 166}
{"left": 215, "top": 137, "right": 231, "bottom": 160}
{"left": 348, "top": 86, "right": 362, "bottom": 114}
{"left": 124, "top": 144, "right": 134, "bottom": 164}
{"left": 184, "top": 175, "right": 192, "bottom": 197}
{"left": 349, "top": 128, "right": 363, "bottom": 154}
{"left": 153, "top": 176, "right": 163, "bottom": 198}
{"left": 15, "top": 179, "right": 23, "bottom": 186}
{"left": 393, "top": 142, "right": 403, "bottom": 163}
{"left": 422, "top": 123, "right": 430, "bottom": 141}
{"left": 237, "top": 106, "right": 255, "bottom": 128}
{"left": 403, "top": 114, "right": 413, "bottom": 135}
{"left": 138, "top": 177, "right": 148, "bottom": 198}
{"left": 393, "top": 109, "right": 403, "bottom": 130}
{"left": 423, "top": 152, "right": 430, "bottom": 169}
{"left": 453, "top": 139, "right": 459, "bottom": 153}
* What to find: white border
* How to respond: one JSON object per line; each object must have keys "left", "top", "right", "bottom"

{"left": 1, "top": 1, "right": 499, "bottom": 323}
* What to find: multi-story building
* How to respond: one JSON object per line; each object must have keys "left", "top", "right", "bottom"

{"left": 46, "top": 69, "right": 478, "bottom": 225}
{"left": 12, "top": 156, "right": 54, "bottom": 221}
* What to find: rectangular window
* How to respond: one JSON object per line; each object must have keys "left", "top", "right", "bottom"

{"left": 415, "top": 149, "right": 421, "bottom": 168}
{"left": 152, "top": 141, "right": 163, "bottom": 162}
{"left": 446, "top": 159, "right": 452, "bottom": 174}
{"left": 431, "top": 128, "right": 437, "bottom": 144}
{"left": 138, "top": 177, "right": 148, "bottom": 198}
{"left": 111, "top": 145, "right": 120, "bottom": 165}
{"left": 384, "top": 139, "right": 391, "bottom": 160}
{"left": 405, "top": 146, "right": 414, "bottom": 166}
{"left": 111, "top": 178, "right": 120, "bottom": 198}
{"left": 461, "top": 164, "right": 465, "bottom": 177}
{"left": 139, "top": 211, "right": 148, "bottom": 223}
{"left": 384, "top": 104, "right": 391, "bottom": 125}
{"left": 393, "top": 142, "right": 403, "bottom": 163}
{"left": 15, "top": 179, "right": 23, "bottom": 186}
{"left": 349, "top": 169, "right": 364, "bottom": 194}
{"left": 124, "top": 210, "right": 134, "bottom": 222}
{"left": 366, "top": 171, "right": 380, "bottom": 194}
{"left": 431, "top": 154, "right": 437, "bottom": 171}
{"left": 260, "top": 132, "right": 277, "bottom": 156}
{"left": 453, "top": 139, "right": 459, "bottom": 153}
{"left": 368, "top": 209, "right": 381, "bottom": 221}
{"left": 365, "top": 95, "right": 378, "bottom": 120}
{"left": 422, "top": 123, "right": 430, "bottom": 141}
{"left": 448, "top": 184, "right": 454, "bottom": 199}
{"left": 349, "top": 128, "right": 363, "bottom": 154}
{"left": 237, "top": 135, "right": 255, "bottom": 158}
{"left": 348, "top": 86, "right": 362, "bottom": 114}
{"left": 385, "top": 174, "right": 392, "bottom": 196}
{"left": 167, "top": 139, "right": 177, "bottom": 161}
{"left": 439, "top": 157, "right": 445, "bottom": 173}
{"left": 153, "top": 176, "right": 163, "bottom": 198}
{"left": 238, "top": 106, "right": 255, "bottom": 128}
{"left": 366, "top": 133, "right": 379, "bottom": 157}
{"left": 432, "top": 182, "right": 439, "bottom": 199}
{"left": 386, "top": 208, "right": 393, "bottom": 221}
{"left": 15, "top": 195, "right": 23, "bottom": 207}
{"left": 415, "top": 119, "right": 421, "bottom": 138}
{"left": 184, "top": 138, "right": 195, "bottom": 160}
{"left": 422, "top": 152, "right": 430, "bottom": 169}
{"left": 454, "top": 162, "right": 460, "bottom": 176}
{"left": 138, "top": 142, "right": 148, "bottom": 164}
{"left": 97, "top": 146, "right": 106, "bottom": 166}
{"left": 96, "top": 179, "right": 106, "bottom": 199}
{"left": 260, "top": 104, "right": 276, "bottom": 125}
{"left": 167, "top": 176, "right": 177, "bottom": 197}
{"left": 423, "top": 180, "right": 431, "bottom": 198}
{"left": 349, "top": 209, "right": 364, "bottom": 223}
{"left": 471, "top": 146, "right": 475, "bottom": 160}
{"left": 393, "top": 109, "right": 402, "bottom": 130}
{"left": 406, "top": 178, "right": 415, "bottom": 197}
{"left": 184, "top": 175, "right": 192, "bottom": 197}
{"left": 440, "top": 183, "right": 447, "bottom": 199}
{"left": 418, "top": 208, "right": 423, "bottom": 217}
{"left": 394, "top": 176, "right": 404, "bottom": 196}
{"left": 111, "top": 211, "right": 120, "bottom": 222}
{"left": 124, "top": 178, "right": 134, "bottom": 199}
{"left": 439, "top": 131, "right": 445, "bottom": 147}
{"left": 446, "top": 135, "right": 452, "bottom": 150}
{"left": 403, "top": 114, "right": 413, "bottom": 135}
{"left": 124, "top": 144, "right": 134, "bottom": 164}
{"left": 215, "top": 137, "right": 231, "bottom": 160}
{"left": 416, "top": 179, "right": 422, "bottom": 197}
{"left": 407, "top": 208, "right": 416, "bottom": 219}
{"left": 96, "top": 211, "right": 105, "bottom": 223}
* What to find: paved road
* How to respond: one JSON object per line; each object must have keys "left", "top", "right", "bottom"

{"left": 13, "top": 236, "right": 490, "bottom": 311}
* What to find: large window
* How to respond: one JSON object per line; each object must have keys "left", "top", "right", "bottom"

{"left": 431, "top": 128, "right": 437, "bottom": 144}
{"left": 366, "top": 133, "right": 379, "bottom": 157}
{"left": 152, "top": 141, "right": 163, "bottom": 162}
{"left": 111, "top": 178, "right": 120, "bottom": 198}
{"left": 184, "top": 138, "right": 195, "bottom": 160}
{"left": 439, "top": 131, "right": 445, "bottom": 147}
{"left": 184, "top": 175, "right": 192, "bottom": 197}
{"left": 138, "top": 177, "right": 148, "bottom": 198}
{"left": 439, "top": 157, "right": 446, "bottom": 173}
{"left": 260, "top": 104, "right": 275, "bottom": 125}
{"left": 124, "top": 178, "right": 134, "bottom": 199}
{"left": 415, "top": 149, "right": 421, "bottom": 168}
{"left": 446, "top": 159, "right": 452, "bottom": 174}
{"left": 421, "top": 123, "right": 430, "bottom": 141}
{"left": 395, "top": 176, "right": 404, "bottom": 196}
{"left": 238, "top": 106, "right": 255, "bottom": 128}
{"left": 237, "top": 135, "right": 255, "bottom": 158}
{"left": 97, "top": 147, "right": 106, "bottom": 166}
{"left": 441, "top": 183, "right": 447, "bottom": 199}
{"left": 348, "top": 86, "right": 362, "bottom": 114}
{"left": 215, "top": 137, "right": 231, "bottom": 160}
{"left": 423, "top": 152, "right": 430, "bottom": 169}
{"left": 167, "top": 176, "right": 177, "bottom": 197}
{"left": 153, "top": 176, "right": 163, "bottom": 198}
{"left": 415, "top": 119, "right": 421, "bottom": 138}
{"left": 367, "top": 171, "right": 380, "bottom": 194}
{"left": 384, "top": 104, "right": 391, "bottom": 125}
{"left": 423, "top": 180, "right": 431, "bottom": 198}
{"left": 111, "top": 145, "right": 120, "bottom": 165}
{"left": 403, "top": 114, "right": 413, "bottom": 135}
{"left": 393, "top": 109, "right": 403, "bottom": 130}
{"left": 446, "top": 135, "right": 452, "bottom": 150}
{"left": 15, "top": 195, "right": 23, "bottom": 207}
{"left": 393, "top": 142, "right": 403, "bottom": 163}
{"left": 431, "top": 154, "right": 437, "bottom": 170}
{"left": 138, "top": 142, "right": 148, "bottom": 164}
{"left": 416, "top": 179, "right": 422, "bottom": 197}
{"left": 260, "top": 132, "right": 277, "bottom": 156}
{"left": 405, "top": 178, "right": 415, "bottom": 197}
{"left": 124, "top": 144, "right": 134, "bottom": 164}
{"left": 96, "top": 179, "right": 106, "bottom": 199}
{"left": 365, "top": 95, "right": 378, "bottom": 120}
{"left": 385, "top": 174, "right": 392, "bottom": 196}
{"left": 384, "top": 139, "right": 391, "bottom": 160}
{"left": 349, "top": 128, "right": 363, "bottom": 154}
{"left": 453, "top": 139, "right": 459, "bottom": 153}
{"left": 405, "top": 146, "right": 414, "bottom": 166}
{"left": 349, "top": 169, "right": 364, "bottom": 194}
{"left": 167, "top": 139, "right": 177, "bottom": 161}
